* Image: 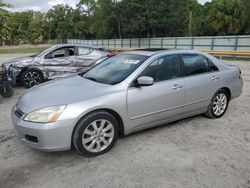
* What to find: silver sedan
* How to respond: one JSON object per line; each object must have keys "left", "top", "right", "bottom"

{"left": 11, "top": 49, "right": 243, "bottom": 156}
{"left": 3, "top": 44, "right": 112, "bottom": 88}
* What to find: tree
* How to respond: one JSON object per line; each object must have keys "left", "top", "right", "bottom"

{"left": 0, "top": 0, "right": 12, "bottom": 45}
{"left": 206, "top": 0, "right": 245, "bottom": 35}
{"left": 46, "top": 5, "right": 73, "bottom": 42}
{"left": 243, "top": 0, "right": 250, "bottom": 33}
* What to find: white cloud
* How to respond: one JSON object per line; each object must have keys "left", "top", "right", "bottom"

{"left": 48, "top": 0, "right": 78, "bottom": 8}
{"left": 4, "top": 0, "right": 210, "bottom": 12}
{"left": 197, "top": 0, "right": 212, "bottom": 5}
{"left": 4, "top": 0, "right": 79, "bottom": 12}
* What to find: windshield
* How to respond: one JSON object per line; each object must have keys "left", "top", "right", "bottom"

{"left": 36, "top": 45, "right": 59, "bottom": 57}
{"left": 83, "top": 53, "right": 148, "bottom": 85}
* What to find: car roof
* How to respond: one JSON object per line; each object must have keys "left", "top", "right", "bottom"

{"left": 122, "top": 49, "right": 206, "bottom": 57}
{"left": 121, "top": 48, "right": 176, "bottom": 56}
{"left": 52, "top": 43, "right": 103, "bottom": 49}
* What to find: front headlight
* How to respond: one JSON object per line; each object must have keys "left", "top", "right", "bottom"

{"left": 24, "top": 105, "right": 66, "bottom": 123}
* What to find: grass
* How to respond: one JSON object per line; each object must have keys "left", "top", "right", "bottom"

{"left": 222, "top": 57, "right": 250, "bottom": 61}
{"left": 0, "top": 47, "right": 47, "bottom": 54}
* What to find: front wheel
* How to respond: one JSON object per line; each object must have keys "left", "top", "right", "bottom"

{"left": 0, "top": 83, "right": 14, "bottom": 98}
{"left": 21, "top": 70, "right": 43, "bottom": 88}
{"left": 73, "top": 111, "right": 119, "bottom": 156}
{"left": 205, "top": 90, "right": 229, "bottom": 119}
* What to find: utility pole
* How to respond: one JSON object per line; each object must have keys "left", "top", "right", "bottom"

{"left": 188, "top": 8, "right": 192, "bottom": 37}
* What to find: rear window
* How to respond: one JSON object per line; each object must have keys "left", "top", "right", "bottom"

{"left": 78, "top": 47, "right": 94, "bottom": 55}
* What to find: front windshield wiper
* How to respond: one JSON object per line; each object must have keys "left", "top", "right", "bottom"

{"left": 83, "top": 76, "right": 98, "bottom": 82}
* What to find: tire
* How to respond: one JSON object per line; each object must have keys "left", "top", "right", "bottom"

{"left": 21, "top": 70, "right": 43, "bottom": 88}
{"left": 205, "top": 89, "right": 229, "bottom": 119}
{"left": 0, "top": 83, "right": 14, "bottom": 98}
{"left": 73, "top": 111, "right": 119, "bottom": 156}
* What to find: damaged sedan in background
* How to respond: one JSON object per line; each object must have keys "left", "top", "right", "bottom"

{"left": 2, "top": 44, "right": 113, "bottom": 88}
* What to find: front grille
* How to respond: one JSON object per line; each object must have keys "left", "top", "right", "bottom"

{"left": 15, "top": 108, "right": 24, "bottom": 118}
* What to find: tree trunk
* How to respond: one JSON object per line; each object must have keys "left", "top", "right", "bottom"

{"left": 188, "top": 10, "right": 192, "bottom": 37}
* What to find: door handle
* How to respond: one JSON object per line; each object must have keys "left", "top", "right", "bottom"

{"left": 172, "top": 84, "right": 183, "bottom": 90}
{"left": 211, "top": 76, "right": 219, "bottom": 81}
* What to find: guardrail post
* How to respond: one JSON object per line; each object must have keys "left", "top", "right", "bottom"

{"left": 114, "top": 39, "right": 116, "bottom": 48}
{"left": 130, "top": 38, "right": 132, "bottom": 48}
{"left": 108, "top": 40, "right": 109, "bottom": 47}
{"left": 175, "top": 38, "right": 177, "bottom": 49}
{"left": 102, "top": 39, "right": 104, "bottom": 46}
{"left": 161, "top": 38, "right": 163, "bottom": 48}
{"left": 148, "top": 38, "right": 151, "bottom": 48}
{"left": 138, "top": 38, "right": 141, "bottom": 48}
{"left": 234, "top": 36, "right": 239, "bottom": 51}
{"left": 191, "top": 37, "right": 194, "bottom": 49}
{"left": 211, "top": 37, "right": 215, "bottom": 50}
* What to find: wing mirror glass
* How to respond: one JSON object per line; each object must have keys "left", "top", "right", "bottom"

{"left": 136, "top": 76, "right": 154, "bottom": 86}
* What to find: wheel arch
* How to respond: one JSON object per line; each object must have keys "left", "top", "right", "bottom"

{"left": 71, "top": 108, "right": 125, "bottom": 146}
{"left": 219, "top": 87, "right": 231, "bottom": 101}
{"left": 19, "top": 66, "right": 45, "bottom": 79}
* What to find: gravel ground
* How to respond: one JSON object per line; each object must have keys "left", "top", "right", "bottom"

{"left": 0, "top": 54, "right": 250, "bottom": 188}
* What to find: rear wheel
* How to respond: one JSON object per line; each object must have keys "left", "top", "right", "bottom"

{"left": 73, "top": 111, "right": 119, "bottom": 156}
{"left": 0, "top": 83, "right": 14, "bottom": 98}
{"left": 205, "top": 89, "right": 229, "bottom": 118}
{"left": 21, "top": 70, "right": 43, "bottom": 88}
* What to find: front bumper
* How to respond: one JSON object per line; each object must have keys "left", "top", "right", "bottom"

{"left": 0, "top": 65, "right": 14, "bottom": 85}
{"left": 11, "top": 106, "right": 75, "bottom": 151}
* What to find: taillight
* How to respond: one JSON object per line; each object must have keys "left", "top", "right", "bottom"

{"left": 107, "top": 54, "right": 114, "bottom": 58}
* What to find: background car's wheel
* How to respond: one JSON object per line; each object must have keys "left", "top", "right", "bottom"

{"left": 205, "top": 89, "right": 229, "bottom": 119}
{"left": 21, "top": 70, "right": 43, "bottom": 88}
{"left": 0, "top": 83, "right": 14, "bottom": 98}
{"left": 73, "top": 111, "right": 119, "bottom": 156}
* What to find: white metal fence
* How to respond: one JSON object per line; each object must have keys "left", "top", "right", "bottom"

{"left": 68, "top": 35, "right": 250, "bottom": 51}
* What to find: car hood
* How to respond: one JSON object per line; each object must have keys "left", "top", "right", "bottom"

{"left": 3, "top": 55, "right": 35, "bottom": 68}
{"left": 17, "top": 75, "right": 112, "bottom": 113}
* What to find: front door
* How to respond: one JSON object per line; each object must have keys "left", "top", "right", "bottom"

{"left": 43, "top": 46, "right": 77, "bottom": 78}
{"left": 127, "top": 54, "right": 185, "bottom": 131}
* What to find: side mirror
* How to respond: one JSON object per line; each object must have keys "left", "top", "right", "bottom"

{"left": 136, "top": 76, "right": 154, "bottom": 86}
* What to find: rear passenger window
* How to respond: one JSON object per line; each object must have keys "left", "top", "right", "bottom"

{"left": 140, "top": 55, "right": 179, "bottom": 82}
{"left": 181, "top": 54, "right": 218, "bottom": 76}
{"left": 78, "top": 47, "right": 93, "bottom": 55}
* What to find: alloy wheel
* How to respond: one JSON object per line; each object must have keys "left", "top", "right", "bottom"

{"left": 212, "top": 93, "right": 228, "bottom": 116}
{"left": 23, "top": 71, "right": 42, "bottom": 87}
{"left": 82, "top": 119, "right": 115, "bottom": 153}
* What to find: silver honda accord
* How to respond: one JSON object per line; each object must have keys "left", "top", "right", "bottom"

{"left": 11, "top": 49, "right": 243, "bottom": 156}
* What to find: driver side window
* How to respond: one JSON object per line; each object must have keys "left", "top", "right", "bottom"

{"left": 45, "top": 47, "right": 75, "bottom": 59}
{"left": 140, "top": 55, "right": 179, "bottom": 82}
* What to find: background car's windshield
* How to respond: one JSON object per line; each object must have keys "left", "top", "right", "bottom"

{"left": 83, "top": 54, "right": 148, "bottom": 85}
{"left": 37, "top": 46, "right": 58, "bottom": 57}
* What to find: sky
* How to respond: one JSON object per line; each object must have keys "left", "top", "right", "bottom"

{"left": 4, "top": 0, "right": 212, "bottom": 12}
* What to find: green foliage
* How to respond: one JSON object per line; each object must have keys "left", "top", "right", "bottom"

{"left": 206, "top": 0, "right": 245, "bottom": 35}
{"left": 0, "top": 0, "right": 250, "bottom": 45}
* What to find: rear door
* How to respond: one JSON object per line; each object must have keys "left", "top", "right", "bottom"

{"left": 180, "top": 53, "right": 222, "bottom": 113}
{"left": 127, "top": 54, "right": 185, "bottom": 130}
{"left": 75, "top": 47, "right": 102, "bottom": 71}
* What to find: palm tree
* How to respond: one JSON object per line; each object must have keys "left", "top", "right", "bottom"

{"left": 207, "top": 0, "right": 244, "bottom": 35}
